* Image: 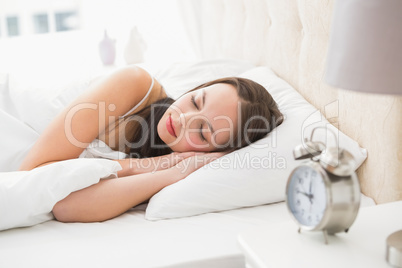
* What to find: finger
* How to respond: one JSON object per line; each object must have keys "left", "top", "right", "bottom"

{"left": 178, "top": 152, "right": 197, "bottom": 158}
{"left": 170, "top": 151, "right": 197, "bottom": 165}
{"left": 191, "top": 153, "right": 220, "bottom": 167}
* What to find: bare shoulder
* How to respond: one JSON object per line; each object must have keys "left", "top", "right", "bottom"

{"left": 19, "top": 65, "right": 159, "bottom": 170}
{"left": 81, "top": 65, "right": 159, "bottom": 116}
{"left": 96, "top": 66, "right": 167, "bottom": 150}
{"left": 126, "top": 65, "right": 167, "bottom": 99}
{"left": 116, "top": 66, "right": 167, "bottom": 116}
{"left": 89, "top": 65, "right": 152, "bottom": 90}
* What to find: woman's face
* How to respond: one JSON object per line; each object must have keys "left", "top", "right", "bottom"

{"left": 157, "top": 83, "right": 240, "bottom": 152}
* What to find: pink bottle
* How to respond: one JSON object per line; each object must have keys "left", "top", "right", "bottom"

{"left": 98, "top": 30, "right": 116, "bottom": 65}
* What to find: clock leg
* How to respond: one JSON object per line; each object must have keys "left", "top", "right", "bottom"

{"left": 323, "top": 230, "right": 329, "bottom": 245}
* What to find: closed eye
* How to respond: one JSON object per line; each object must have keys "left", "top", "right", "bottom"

{"left": 191, "top": 95, "right": 207, "bottom": 142}
{"left": 191, "top": 95, "right": 199, "bottom": 110}
{"left": 199, "top": 124, "right": 207, "bottom": 142}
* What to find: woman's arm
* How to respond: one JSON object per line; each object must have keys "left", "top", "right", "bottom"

{"left": 113, "top": 151, "right": 197, "bottom": 178}
{"left": 52, "top": 152, "right": 224, "bottom": 222}
{"left": 52, "top": 168, "right": 179, "bottom": 223}
{"left": 19, "top": 66, "right": 155, "bottom": 171}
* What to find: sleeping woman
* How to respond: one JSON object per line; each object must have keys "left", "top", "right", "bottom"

{"left": 18, "top": 66, "right": 283, "bottom": 223}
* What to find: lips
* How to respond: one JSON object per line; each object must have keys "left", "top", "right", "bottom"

{"left": 166, "top": 115, "right": 177, "bottom": 137}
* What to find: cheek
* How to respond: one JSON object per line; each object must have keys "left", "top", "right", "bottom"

{"left": 171, "top": 133, "right": 205, "bottom": 152}
{"left": 185, "top": 133, "right": 201, "bottom": 149}
{"left": 182, "top": 132, "right": 210, "bottom": 151}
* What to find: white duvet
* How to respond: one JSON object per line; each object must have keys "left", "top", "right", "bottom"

{"left": 0, "top": 159, "right": 122, "bottom": 231}
{"left": 0, "top": 70, "right": 128, "bottom": 231}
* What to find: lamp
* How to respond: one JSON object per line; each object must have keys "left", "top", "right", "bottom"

{"left": 325, "top": 1, "right": 402, "bottom": 267}
{"left": 325, "top": 0, "right": 402, "bottom": 95}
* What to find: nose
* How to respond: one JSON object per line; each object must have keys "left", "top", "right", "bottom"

{"left": 179, "top": 113, "right": 185, "bottom": 125}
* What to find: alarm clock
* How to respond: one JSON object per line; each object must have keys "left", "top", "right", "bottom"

{"left": 285, "top": 127, "right": 361, "bottom": 244}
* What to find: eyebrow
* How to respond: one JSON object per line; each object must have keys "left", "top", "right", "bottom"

{"left": 201, "top": 90, "right": 215, "bottom": 135}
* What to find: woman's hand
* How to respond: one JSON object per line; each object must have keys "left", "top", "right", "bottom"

{"left": 128, "top": 152, "right": 197, "bottom": 175}
{"left": 167, "top": 152, "right": 226, "bottom": 184}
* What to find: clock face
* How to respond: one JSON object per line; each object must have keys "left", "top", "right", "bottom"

{"left": 287, "top": 165, "right": 327, "bottom": 227}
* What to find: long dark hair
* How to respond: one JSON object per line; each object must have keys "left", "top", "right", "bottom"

{"left": 124, "top": 97, "right": 174, "bottom": 158}
{"left": 122, "top": 77, "right": 283, "bottom": 158}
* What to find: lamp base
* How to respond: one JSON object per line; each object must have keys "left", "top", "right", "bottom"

{"left": 387, "top": 230, "right": 402, "bottom": 267}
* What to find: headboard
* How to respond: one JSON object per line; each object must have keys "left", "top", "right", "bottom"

{"left": 178, "top": 0, "right": 402, "bottom": 204}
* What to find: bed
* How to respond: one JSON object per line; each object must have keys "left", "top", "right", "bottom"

{"left": 0, "top": 1, "right": 401, "bottom": 267}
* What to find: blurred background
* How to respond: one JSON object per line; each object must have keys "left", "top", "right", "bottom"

{"left": 0, "top": 0, "right": 196, "bottom": 86}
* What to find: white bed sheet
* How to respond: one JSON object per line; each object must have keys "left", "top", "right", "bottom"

{"left": 0, "top": 202, "right": 289, "bottom": 268}
{"left": 0, "top": 194, "right": 375, "bottom": 268}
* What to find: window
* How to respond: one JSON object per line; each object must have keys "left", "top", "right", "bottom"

{"left": 55, "top": 11, "right": 79, "bottom": 32}
{"left": 33, "top": 14, "right": 49, "bottom": 34}
{"left": 7, "top": 16, "right": 20, "bottom": 37}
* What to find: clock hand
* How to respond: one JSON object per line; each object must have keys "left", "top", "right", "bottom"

{"left": 297, "top": 190, "right": 314, "bottom": 203}
{"left": 308, "top": 179, "right": 313, "bottom": 206}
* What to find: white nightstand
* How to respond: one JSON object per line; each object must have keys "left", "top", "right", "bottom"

{"left": 238, "top": 201, "right": 402, "bottom": 268}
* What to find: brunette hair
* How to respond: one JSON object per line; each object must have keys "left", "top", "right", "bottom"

{"left": 123, "top": 77, "right": 283, "bottom": 158}
{"left": 124, "top": 97, "right": 175, "bottom": 158}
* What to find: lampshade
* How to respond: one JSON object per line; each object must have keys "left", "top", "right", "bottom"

{"left": 325, "top": 0, "right": 402, "bottom": 95}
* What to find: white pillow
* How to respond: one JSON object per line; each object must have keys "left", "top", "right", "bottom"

{"left": 147, "top": 59, "right": 255, "bottom": 99}
{"left": 145, "top": 67, "right": 368, "bottom": 220}
{"left": 0, "top": 158, "right": 122, "bottom": 231}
